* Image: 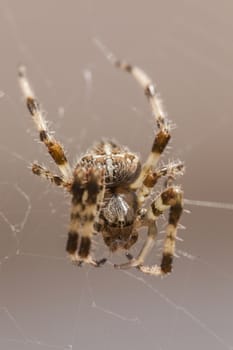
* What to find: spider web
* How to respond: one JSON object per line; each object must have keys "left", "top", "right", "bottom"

{"left": 0, "top": 1, "right": 233, "bottom": 350}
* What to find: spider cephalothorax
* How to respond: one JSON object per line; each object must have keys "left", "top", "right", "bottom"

{"left": 18, "top": 51, "right": 184, "bottom": 276}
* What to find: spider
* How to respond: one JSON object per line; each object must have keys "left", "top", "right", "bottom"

{"left": 18, "top": 57, "right": 184, "bottom": 276}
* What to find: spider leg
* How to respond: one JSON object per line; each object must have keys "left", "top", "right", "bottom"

{"left": 115, "top": 186, "right": 183, "bottom": 276}
{"left": 18, "top": 66, "right": 72, "bottom": 181}
{"left": 138, "top": 160, "right": 184, "bottom": 203}
{"left": 66, "top": 167, "right": 106, "bottom": 267}
{"left": 113, "top": 60, "right": 171, "bottom": 191}
{"left": 32, "top": 163, "right": 71, "bottom": 190}
{"left": 115, "top": 221, "right": 158, "bottom": 269}
{"left": 94, "top": 41, "right": 173, "bottom": 192}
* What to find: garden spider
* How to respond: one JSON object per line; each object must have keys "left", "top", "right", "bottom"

{"left": 18, "top": 56, "right": 184, "bottom": 276}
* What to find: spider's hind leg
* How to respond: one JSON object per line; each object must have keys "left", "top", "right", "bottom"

{"left": 66, "top": 167, "right": 106, "bottom": 267}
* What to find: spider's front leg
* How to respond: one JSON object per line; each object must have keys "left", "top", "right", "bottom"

{"left": 66, "top": 167, "right": 106, "bottom": 267}
{"left": 115, "top": 186, "right": 183, "bottom": 276}
{"left": 112, "top": 58, "right": 173, "bottom": 201}
{"left": 18, "top": 66, "right": 72, "bottom": 181}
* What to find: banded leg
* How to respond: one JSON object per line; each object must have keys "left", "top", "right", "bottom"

{"left": 18, "top": 66, "right": 72, "bottom": 180}
{"left": 94, "top": 40, "right": 171, "bottom": 189}
{"left": 115, "top": 186, "right": 183, "bottom": 276}
{"left": 114, "top": 60, "right": 171, "bottom": 190}
{"left": 32, "top": 163, "right": 71, "bottom": 190}
{"left": 66, "top": 168, "right": 106, "bottom": 266}
{"left": 138, "top": 160, "right": 184, "bottom": 204}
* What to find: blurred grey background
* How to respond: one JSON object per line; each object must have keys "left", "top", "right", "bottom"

{"left": 0, "top": 1, "right": 233, "bottom": 349}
